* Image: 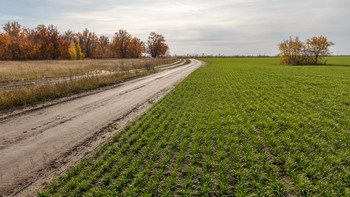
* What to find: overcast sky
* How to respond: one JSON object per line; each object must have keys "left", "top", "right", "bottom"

{"left": 1, "top": 0, "right": 349, "bottom": 56}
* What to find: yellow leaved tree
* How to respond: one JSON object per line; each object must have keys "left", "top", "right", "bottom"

{"left": 279, "top": 36, "right": 334, "bottom": 65}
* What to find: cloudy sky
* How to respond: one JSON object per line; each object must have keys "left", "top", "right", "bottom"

{"left": 1, "top": 0, "right": 349, "bottom": 56}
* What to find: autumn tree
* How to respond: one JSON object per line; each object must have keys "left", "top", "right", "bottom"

{"left": 47, "top": 25, "right": 62, "bottom": 59}
{"left": 0, "top": 21, "right": 167, "bottom": 60}
{"left": 1, "top": 21, "right": 42, "bottom": 60}
{"left": 74, "top": 39, "right": 83, "bottom": 60}
{"left": 278, "top": 37, "right": 307, "bottom": 65}
{"left": 0, "top": 33, "right": 10, "bottom": 60}
{"left": 68, "top": 39, "right": 83, "bottom": 60}
{"left": 2, "top": 21, "right": 29, "bottom": 60}
{"left": 68, "top": 41, "right": 77, "bottom": 59}
{"left": 146, "top": 32, "right": 169, "bottom": 58}
{"left": 305, "top": 36, "right": 334, "bottom": 64}
{"left": 78, "top": 28, "right": 99, "bottom": 58}
{"left": 95, "top": 36, "right": 111, "bottom": 58}
{"left": 31, "top": 24, "right": 50, "bottom": 59}
{"left": 20, "top": 28, "right": 36, "bottom": 60}
{"left": 63, "top": 30, "right": 83, "bottom": 60}
{"left": 278, "top": 36, "right": 334, "bottom": 65}
{"left": 112, "top": 29, "right": 132, "bottom": 58}
{"left": 63, "top": 30, "right": 75, "bottom": 42}
{"left": 128, "top": 37, "right": 145, "bottom": 58}
{"left": 30, "top": 24, "right": 69, "bottom": 59}
{"left": 3, "top": 21, "right": 21, "bottom": 37}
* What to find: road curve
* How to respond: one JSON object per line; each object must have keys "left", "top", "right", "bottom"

{"left": 0, "top": 59, "right": 205, "bottom": 196}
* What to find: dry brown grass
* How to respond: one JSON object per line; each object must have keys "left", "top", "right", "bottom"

{"left": 0, "top": 58, "right": 177, "bottom": 83}
{"left": 0, "top": 58, "right": 177, "bottom": 110}
{"left": 0, "top": 70, "right": 155, "bottom": 110}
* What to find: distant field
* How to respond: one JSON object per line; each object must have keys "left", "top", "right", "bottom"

{"left": 39, "top": 57, "right": 350, "bottom": 196}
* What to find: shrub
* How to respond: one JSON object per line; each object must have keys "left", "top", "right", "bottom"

{"left": 278, "top": 36, "right": 334, "bottom": 65}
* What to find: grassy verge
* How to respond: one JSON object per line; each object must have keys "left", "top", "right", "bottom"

{"left": 38, "top": 57, "right": 349, "bottom": 196}
{"left": 0, "top": 58, "right": 179, "bottom": 111}
{"left": 0, "top": 58, "right": 177, "bottom": 83}
{"left": 0, "top": 70, "right": 154, "bottom": 111}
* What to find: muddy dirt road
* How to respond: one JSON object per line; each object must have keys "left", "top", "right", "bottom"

{"left": 0, "top": 59, "right": 205, "bottom": 196}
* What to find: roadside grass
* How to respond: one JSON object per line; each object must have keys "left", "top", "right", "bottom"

{"left": 0, "top": 71, "right": 154, "bottom": 111}
{"left": 0, "top": 58, "right": 178, "bottom": 111}
{"left": 0, "top": 58, "right": 177, "bottom": 83}
{"left": 38, "top": 57, "right": 350, "bottom": 196}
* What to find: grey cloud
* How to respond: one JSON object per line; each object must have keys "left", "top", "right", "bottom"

{"left": 1, "top": 0, "right": 349, "bottom": 55}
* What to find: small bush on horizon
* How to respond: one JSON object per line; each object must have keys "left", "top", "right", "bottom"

{"left": 278, "top": 36, "right": 334, "bottom": 65}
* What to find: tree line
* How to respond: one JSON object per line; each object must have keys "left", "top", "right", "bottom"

{"left": 278, "top": 36, "right": 334, "bottom": 65}
{"left": 0, "top": 21, "right": 169, "bottom": 60}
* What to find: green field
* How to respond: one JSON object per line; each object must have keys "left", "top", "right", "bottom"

{"left": 39, "top": 57, "right": 350, "bottom": 196}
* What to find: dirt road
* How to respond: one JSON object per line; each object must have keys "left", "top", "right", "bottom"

{"left": 0, "top": 59, "right": 205, "bottom": 196}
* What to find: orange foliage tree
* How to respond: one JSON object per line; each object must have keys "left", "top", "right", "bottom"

{"left": 112, "top": 29, "right": 132, "bottom": 58}
{"left": 112, "top": 30, "right": 146, "bottom": 58}
{"left": 0, "top": 21, "right": 170, "bottom": 60}
{"left": 128, "top": 37, "right": 145, "bottom": 58}
{"left": 78, "top": 28, "right": 99, "bottom": 59}
{"left": 0, "top": 33, "right": 11, "bottom": 60}
{"left": 146, "top": 32, "right": 169, "bottom": 58}
{"left": 95, "top": 36, "right": 112, "bottom": 58}
{"left": 278, "top": 37, "right": 307, "bottom": 65}
{"left": 31, "top": 24, "right": 70, "bottom": 59}
{"left": 2, "top": 21, "right": 30, "bottom": 60}
{"left": 279, "top": 36, "right": 334, "bottom": 65}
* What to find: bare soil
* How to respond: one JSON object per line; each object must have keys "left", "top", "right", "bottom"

{"left": 0, "top": 59, "right": 205, "bottom": 196}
